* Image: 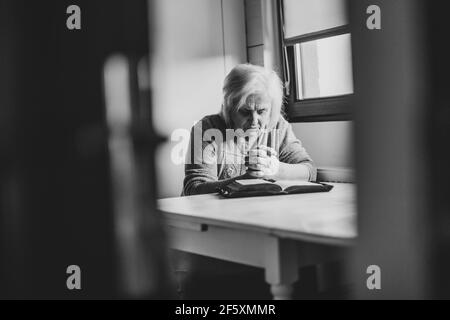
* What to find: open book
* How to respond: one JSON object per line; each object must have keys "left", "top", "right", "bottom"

{"left": 218, "top": 179, "right": 333, "bottom": 198}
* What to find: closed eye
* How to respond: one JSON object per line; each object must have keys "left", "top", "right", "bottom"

{"left": 239, "top": 109, "right": 251, "bottom": 116}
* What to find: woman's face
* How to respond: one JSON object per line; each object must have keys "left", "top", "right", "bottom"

{"left": 231, "top": 94, "right": 271, "bottom": 131}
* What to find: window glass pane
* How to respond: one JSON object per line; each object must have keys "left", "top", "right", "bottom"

{"left": 283, "top": 0, "right": 348, "bottom": 39}
{"left": 294, "top": 33, "right": 354, "bottom": 100}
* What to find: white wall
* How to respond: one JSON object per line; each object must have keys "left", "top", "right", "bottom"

{"left": 291, "top": 121, "right": 353, "bottom": 168}
{"left": 152, "top": 0, "right": 247, "bottom": 198}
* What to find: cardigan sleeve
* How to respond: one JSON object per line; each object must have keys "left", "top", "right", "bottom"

{"left": 182, "top": 120, "right": 219, "bottom": 196}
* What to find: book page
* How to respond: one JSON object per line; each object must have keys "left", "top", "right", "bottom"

{"left": 275, "top": 180, "right": 318, "bottom": 191}
{"left": 235, "top": 179, "right": 273, "bottom": 186}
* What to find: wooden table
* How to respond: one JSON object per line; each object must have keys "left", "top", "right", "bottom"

{"left": 158, "top": 183, "right": 357, "bottom": 299}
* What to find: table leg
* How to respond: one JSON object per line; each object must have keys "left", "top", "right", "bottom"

{"left": 269, "top": 283, "right": 294, "bottom": 300}
{"left": 264, "top": 237, "right": 299, "bottom": 300}
{"left": 170, "top": 250, "right": 192, "bottom": 299}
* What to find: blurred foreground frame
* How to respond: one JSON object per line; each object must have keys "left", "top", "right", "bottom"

{"left": 0, "top": 0, "right": 171, "bottom": 299}
{"left": 349, "top": 0, "right": 450, "bottom": 299}
{"left": 0, "top": 0, "right": 450, "bottom": 300}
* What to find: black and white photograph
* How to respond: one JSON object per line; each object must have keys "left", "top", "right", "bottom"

{"left": 1, "top": 0, "right": 449, "bottom": 305}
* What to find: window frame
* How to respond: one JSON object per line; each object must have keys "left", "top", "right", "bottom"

{"left": 278, "top": 0, "right": 353, "bottom": 122}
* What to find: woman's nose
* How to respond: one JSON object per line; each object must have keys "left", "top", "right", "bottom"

{"left": 250, "top": 112, "right": 259, "bottom": 126}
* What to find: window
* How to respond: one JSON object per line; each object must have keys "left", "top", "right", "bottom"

{"left": 280, "top": 0, "right": 354, "bottom": 122}
{"left": 293, "top": 33, "right": 353, "bottom": 100}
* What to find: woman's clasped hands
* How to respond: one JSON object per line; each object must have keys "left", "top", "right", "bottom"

{"left": 245, "top": 145, "right": 279, "bottom": 179}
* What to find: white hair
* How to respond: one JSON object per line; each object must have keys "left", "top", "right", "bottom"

{"left": 220, "top": 64, "right": 284, "bottom": 129}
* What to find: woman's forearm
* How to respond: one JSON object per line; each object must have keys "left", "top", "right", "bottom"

{"left": 274, "top": 162, "right": 314, "bottom": 181}
{"left": 185, "top": 163, "right": 315, "bottom": 195}
{"left": 186, "top": 175, "right": 245, "bottom": 195}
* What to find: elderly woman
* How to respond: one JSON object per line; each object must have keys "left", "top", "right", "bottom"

{"left": 183, "top": 64, "right": 316, "bottom": 196}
